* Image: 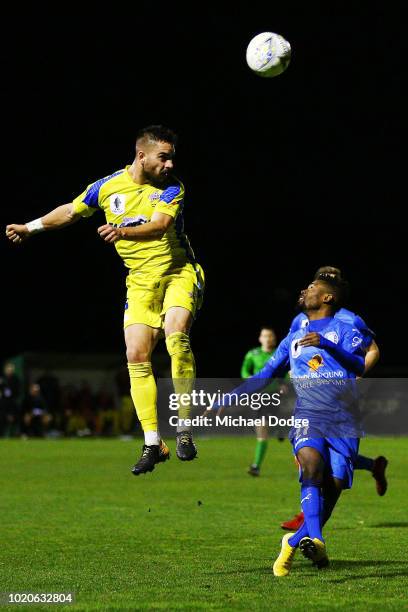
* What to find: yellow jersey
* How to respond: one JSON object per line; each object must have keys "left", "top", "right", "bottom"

{"left": 72, "top": 167, "right": 196, "bottom": 277}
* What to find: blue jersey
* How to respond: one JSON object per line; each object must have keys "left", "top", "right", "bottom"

{"left": 289, "top": 308, "right": 375, "bottom": 350}
{"left": 220, "top": 316, "right": 365, "bottom": 437}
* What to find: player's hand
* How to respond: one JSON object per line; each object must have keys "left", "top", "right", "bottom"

{"left": 5, "top": 224, "right": 30, "bottom": 244}
{"left": 97, "top": 224, "right": 123, "bottom": 243}
{"left": 298, "top": 332, "right": 321, "bottom": 348}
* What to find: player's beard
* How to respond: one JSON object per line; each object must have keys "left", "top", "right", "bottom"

{"left": 142, "top": 166, "right": 170, "bottom": 188}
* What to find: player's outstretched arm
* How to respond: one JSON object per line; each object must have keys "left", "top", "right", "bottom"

{"left": 6, "top": 203, "right": 81, "bottom": 244}
{"left": 205, "top": 336, "right": 290, "bottom": 414}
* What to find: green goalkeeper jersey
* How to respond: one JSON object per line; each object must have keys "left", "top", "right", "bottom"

{"left": 241, "top": 347, "right": 276, "bottom": 378}
{"left": 241, "top": 347, "right": 281, "bottom": 393}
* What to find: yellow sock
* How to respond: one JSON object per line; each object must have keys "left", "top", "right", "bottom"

{"left": 127, "top": 362, "right": 158, "bottom": 436}
{"left": 165, "top": 332, "right": 196, "bottom": 427}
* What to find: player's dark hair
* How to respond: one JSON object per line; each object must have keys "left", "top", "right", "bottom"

{"left": 316, "top": 273, "right": 349, "bottom": 309}
{"left": 313, "top": 266, "right": 342, "bottom": 280}
{"left": 136, "top": 125, "right": 178, "bottom": 147}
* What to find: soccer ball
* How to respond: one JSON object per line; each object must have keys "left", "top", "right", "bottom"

{"left": 246, "top": 32, "right": 291, "bottom": 78}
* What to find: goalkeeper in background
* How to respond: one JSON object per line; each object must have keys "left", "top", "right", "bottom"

{"left": 241, "top": 327, "right": 286, "bottom": 476}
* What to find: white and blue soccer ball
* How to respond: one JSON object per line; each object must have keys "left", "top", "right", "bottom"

{"left": 246, "top": 32, "right": 291, "bottom": 78}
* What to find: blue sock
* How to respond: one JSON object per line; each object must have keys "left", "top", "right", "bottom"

{"left": 288, "top": 496, "right": 325, "bottom": 548}
{"left": 288, "top": 522, "right": 308, "bottom": 547}
{"left": 300, "top": 480, "right": 323, "bottom": 542}
{"left": 354, "top": 454, "right": 374, "bottom": 471}
{"left": 320, "top": 495, "right": 325, "bottom": 524}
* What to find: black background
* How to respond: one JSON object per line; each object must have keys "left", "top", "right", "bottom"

{"left": 1, "top": 5, "right": 404, "bottom": 375}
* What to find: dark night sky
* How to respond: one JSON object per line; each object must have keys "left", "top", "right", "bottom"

{"left": 1, "top": 5, "right": 405, "bottom": 375}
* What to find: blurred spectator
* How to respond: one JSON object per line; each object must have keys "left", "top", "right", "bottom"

{"left": 22, "top": 383, "right": 52, "bottom": 437}
{"left": 0, "top": 362, "right": 21, "bottom": 437}
{"left": 119, "top": 395, "right": 136, "bottom": 434}
{"left": 77, "top": 380, "right": 96, "bottom": 434}
{"left": 115, "top": 367, "right": 130, "bottom": 396}
{"left": 37, "top": 370, "right": 61, "bottom": 427}
{"left": 96, "top": 386, "right": 119, "bottom": 435}
{"left": 63, "top": 383, "right": 90, "bottom": 436}
{"left": 2, "top": 364, "right": 142, "bottom": 437}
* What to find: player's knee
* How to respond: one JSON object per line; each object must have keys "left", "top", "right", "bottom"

{"left": 298, "top": 448, "right": 324, "bottom": 483}
{"left": 164, "top": 308, "right": 193, "bottom": 337}
{"left": 165, "top": 324, "right": 190, "bottom": 337}
{"left": 301, "top": 462, "right": 323, "bottom": 484}
{"left": 126, "top": 346, "right": 150, "bottom": 363}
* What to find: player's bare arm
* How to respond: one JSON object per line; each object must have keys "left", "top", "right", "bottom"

{"left": 6, "top": 203, "right": 81, "bottom": 244}
{"left": 364, "top": 339, "right": 380, "bottom": 374}
{"left": 97, "top": 211, "right": 174, "bottom": 244}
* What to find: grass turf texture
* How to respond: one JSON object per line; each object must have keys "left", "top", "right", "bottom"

{"left": 0, "top": 437, "right": 407, "bottom": 611}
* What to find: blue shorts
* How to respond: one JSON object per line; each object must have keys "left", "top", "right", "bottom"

{"left": 292, "top": 434, "right": 359, "bottom": 490}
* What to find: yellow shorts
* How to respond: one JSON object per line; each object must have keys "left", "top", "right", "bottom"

{"left": 124, "top": 263, "right": 204, "bottom": 329}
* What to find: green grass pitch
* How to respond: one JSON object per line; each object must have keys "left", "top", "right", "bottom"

{"left": 0, "top": 437, "right": 407, "bottom": 611}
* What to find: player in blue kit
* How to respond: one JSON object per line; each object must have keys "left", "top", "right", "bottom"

{"left": 282, "top": 266, "right": 387, "bottom": 531}
{"left": 207, "top": 274, "right": 366, "bottom": 576}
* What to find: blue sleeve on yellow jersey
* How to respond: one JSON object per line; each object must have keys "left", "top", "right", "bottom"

{"left": 159, "top": 184, "right": 181, "bottom": 203}
{"left": 82, "top": 170, "right": 124, "bottom": 208}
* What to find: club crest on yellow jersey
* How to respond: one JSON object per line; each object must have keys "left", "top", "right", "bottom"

{"left": 110, "top": 194, "right": 126, "bottom": 214}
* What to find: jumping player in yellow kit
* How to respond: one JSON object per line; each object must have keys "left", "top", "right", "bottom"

{"left": 6, "top": 125, "right": 204, "bottom": 475}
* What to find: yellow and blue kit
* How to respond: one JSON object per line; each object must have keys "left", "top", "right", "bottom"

{"left": 72, "top": 167, "right": 204, "bottom": 329}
